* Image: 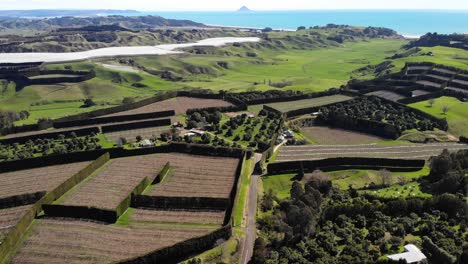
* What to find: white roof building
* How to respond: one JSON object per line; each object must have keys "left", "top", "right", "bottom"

{"left": 139, "top": 139, "right": 153, "bottom": 148}
{"left": 388, "top": 244, "right": 427, "bottom": 264}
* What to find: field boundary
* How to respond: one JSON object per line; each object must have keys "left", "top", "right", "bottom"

{"left": 153, "top": 162, "right": 171, "bottom": 184}
{"left": 101, "top": 118, "right": 171, "bottom": 133}
{"left": 117, "top": 224, "right": 232, "bottom": 264}
{"left": 0, "top": 153, "right": 109, "bottom": 264}
{"left": 268, "top": 157, "right": 425, "bottom": 175}
{"left": 132, "top": 196, "right": 230, "bottom": 211}
{"left": 0, "top": 192, "right": 45, "bottom": 210}
{"left": 53, "top": 110, "right": 176, "bottom": 128}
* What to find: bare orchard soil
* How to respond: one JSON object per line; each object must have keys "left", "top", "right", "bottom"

{"left": 11, "top": 219, "right": 216, "bottom": 264}
{"left": 131, "top": 208, "right": 225, "bottom": 225}
{"left": 103, "top": 97, "right": 234, "bottom": 117}
{"left": 148, "top": 154, "right": 240, "bottom": 198}
{"left": 0, "top": 205, "right": 33, "bottom": 240}
{"left": 301, "top": 126, "right": 385, "bottom": 145}
{"left": 0, "top": 161, "right": 91, "bottom": 199}
{"left": 276, "top": 143, "right": 468, "bottom": 162}
{"left": 63, "top": 156, "right": 168, "bottom": 210}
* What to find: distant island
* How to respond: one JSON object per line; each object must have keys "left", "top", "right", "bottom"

{"left": 238, "top": 6, "right": 251, "bottom": 12}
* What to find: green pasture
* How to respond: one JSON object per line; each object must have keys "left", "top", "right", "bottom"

{"left": 409, "top": 96, "right": 468, "bottom": 137}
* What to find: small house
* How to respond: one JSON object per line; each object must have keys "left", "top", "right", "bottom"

{"left": 189, "top": 129, "right": 206, "bottom": 136}
{"left": 183, "top": 132, "right": 197, "bottom": 138}
{"left": 284, "top": 130, "right": 294, "bottom": 139}
{"left": 387, "top": 244, "right": 427, "bottom": 264}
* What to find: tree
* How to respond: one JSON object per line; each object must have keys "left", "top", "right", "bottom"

{"left": 442, "top": 105, "right": 449, "bottom": 115}
{"left": 118, "top": 137, "right": 127, "bottom": 146}
{"left": 122, "top": 97, "right": 135, "bottom": 104}
{"left": 297, "top": 26, "right": 306, "bottom": 30}
{"left": 379, "top": 169, "right": 393, "bottom": 187}
{"left": 262, "top": 27, "right": 273, "bottom": 33}
{"left": 83, "top": 98, "right": 96, "bottom": 107}
{"left": 136, "top": 135, "right": 142, "bottom": 142}
{"left": 201, "top": 133, "right": 211, "bottom": 144}
{"left": 428, "top": 98, "right": 435, "bottom": 107}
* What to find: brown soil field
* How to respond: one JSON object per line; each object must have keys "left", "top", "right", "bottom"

{"left": 103, "top": 97, "right": 234, "bottom": 117}
{"left": 416, "top": 80, "right": 441, "bottom": 88}
{"left": 366, "top": 90, "right": 407, "bottom": 102}
{"left": 301, "top": 126, "right": 385, "bottom": 145}
{"left": 11, "top": 219, "right": 217, "bottom": 264}
{"left": 426, "top": 74, "right": 450, "bottom": 81}
{"left": 105, "top": 125, "right": 171, "bottom": 142}
{"left": 433, "top": 68, "right": 457, "bottom": 75}
{"left": 148, "top": 154, "right": 240, "bottom": 198}
{"left": 131, "top": 209, "right": 225, "bottom": 225}
{"left": 276, "top": 143, "right": 468, "bottom": 162}
{"left": 447, "top": 87, "right": 468, "bottom": 94}
{"left": 0, "top": 205, "right": 33, "bottom": 239}
{"left": 0, "top": 162, "right": 92, "bottom": 199}
{"left": 63, "top": 156, "right": 168, "bottom": 210}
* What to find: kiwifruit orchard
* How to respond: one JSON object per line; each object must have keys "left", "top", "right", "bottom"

{"left": 0, "top": 21, "right": 467, "bottom": 264}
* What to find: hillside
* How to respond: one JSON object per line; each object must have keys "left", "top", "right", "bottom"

{"left": 0, "top": 15, "right": 205, "bottom": 35}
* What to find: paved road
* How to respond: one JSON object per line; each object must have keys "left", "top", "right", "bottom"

{"left": 241, "top": 173, "right": 258, "bottom": 264}
{"left": 240, "top": 153, "right": 262, "bottom": 264}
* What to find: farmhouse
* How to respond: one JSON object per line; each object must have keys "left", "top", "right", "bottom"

{"left": 387, "top": 244, "right": 427, "bottom": 264}
{"left": 189, "top": 128, "right": 206, "bottom": 135}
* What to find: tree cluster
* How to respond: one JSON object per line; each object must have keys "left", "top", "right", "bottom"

{"left": 0, "top": 109, "right": 30, "bottom": 132}
{"left": 253, "top": 179, "right": 467, "bottom": 264}
{"left": 422, "top": 149, "right": 468, "bottom": 195}
{"left": 0, "top": 132, "right": 101, "bottom": 162}
{"left": 318, "top": 96, "right": 440, "bottom": 133}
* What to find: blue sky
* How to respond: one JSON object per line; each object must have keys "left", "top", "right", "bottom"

{"left": 1, "top": 0, "right": 468, "bottom": 11}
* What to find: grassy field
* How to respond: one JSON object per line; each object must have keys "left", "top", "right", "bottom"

{"left": 393, "top": 46, "right": 468, "bottom": 71}
{"left": 261, "top": 167, "right": 430, "bottom": 200}
{"left": 361, "top": 181, "right": 432, "bottom": 198}
{"left": 262, "top": 174, "right": 298, "bottom": 199}
{"left": 2, "top": 37, "right": 467, "bottom": 126}
{"left": 1, "top": 38, "right": 406, "bottom": 123}
{"left": 409, "top": 96, "right": 468, "bottom": 137}
{"left": 330, "top": 167, "right": 430, "bottom": 190}
{"left": 265, "top": 95, "right": 353, "bottom": 113}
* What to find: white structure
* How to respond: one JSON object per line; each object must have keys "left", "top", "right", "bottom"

{"left": 139, "top": 139, "right": 153, "bottom": 148}
{"left": 388, "top": 244, "right": 427, "bottom": 264}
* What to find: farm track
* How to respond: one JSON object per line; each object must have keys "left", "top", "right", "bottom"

{"left": 0, "top": 162, "right": 92, "bottom": 199}
{"left": 276, "top": 143, "right": 468, "bottom": 162}
{"left": 11, "top": 219, "right": 216, "bottom": 264}
{"left": 102, "top": 97, "right": 234, "bottom": 117}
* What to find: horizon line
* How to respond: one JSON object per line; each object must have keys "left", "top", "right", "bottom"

{"left": 1, "top": 8, "right": 468, "bottom": 12}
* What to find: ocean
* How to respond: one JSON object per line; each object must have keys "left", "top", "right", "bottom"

{"left": 139, "top": 10, "right": 468, "bottom": 37}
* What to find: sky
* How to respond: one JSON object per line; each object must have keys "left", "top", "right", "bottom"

{"left": 1, "top": 0, "right": 468, "bottom": 11}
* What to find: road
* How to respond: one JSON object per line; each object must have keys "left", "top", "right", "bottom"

{"left": 240, "top": 153, "right": 262, "bottom": 264}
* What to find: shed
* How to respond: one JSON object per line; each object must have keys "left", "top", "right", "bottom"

{"left": 387, "top": 244, "right": 427, "bottom": 264}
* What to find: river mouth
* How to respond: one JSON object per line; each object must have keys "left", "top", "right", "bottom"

{"left": 0, "top": 37, "right": 261, "bottom": 64}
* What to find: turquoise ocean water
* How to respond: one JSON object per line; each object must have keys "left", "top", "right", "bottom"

{"left": 140, "top": 10, "right": 468, "bottom": 37}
